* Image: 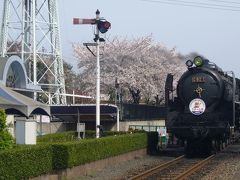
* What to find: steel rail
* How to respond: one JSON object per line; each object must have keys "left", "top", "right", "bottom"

{"left": 174, "top": 154, "right": 215, "bottom": 180}
{"left": 129, "top": 155, "right": 185, "bottom": 180}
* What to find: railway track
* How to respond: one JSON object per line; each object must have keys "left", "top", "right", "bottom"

{"left": 129, "top": 154, "right": 215, "bottom": 180}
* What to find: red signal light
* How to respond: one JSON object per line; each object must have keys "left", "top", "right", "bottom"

{"left": 103, "top": 21, "right": 111, "bottom": 29}
{"left": 97, "top": 20, "right": 111, "bottom": 33}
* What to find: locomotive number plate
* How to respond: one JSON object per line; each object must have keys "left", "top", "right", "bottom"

{"left": 192, "top": 76, "right": 206, "bottom": 83}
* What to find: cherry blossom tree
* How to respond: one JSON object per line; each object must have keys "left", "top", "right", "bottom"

{"left": 72, "top": 36, "right": 187, "bottom": 104}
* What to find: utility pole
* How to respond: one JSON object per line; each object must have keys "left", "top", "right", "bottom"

{"left": 73, "top": 10, "right": 111, "bottom": 138}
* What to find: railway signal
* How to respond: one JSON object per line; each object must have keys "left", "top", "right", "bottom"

{"left": 73, "top": 10, "right": 111, "bottom": 138}
{"left": 73, "top": 18, "right": 96, "bottom": 25}
{"left": 96, "top": 19, "right": 111, "bottom": 33}
{"left": 73, "top": 18, "right": 111, "bottom": 34}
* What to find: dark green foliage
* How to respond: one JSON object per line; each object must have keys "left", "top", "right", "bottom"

{"left": 0, "top": 109, "right": 13, "bottom": 150}
{"left": 37, "top": 131, "right": 77, "bottom": 143}
{"left": 0, "top": 132, "right": 147, "bottom": 179}
{"left": 52, "top": 133, "right": 147, "bottom": 169}
{"left": 0, "top": 145, "right": 52, "bottom": 180}
{"left": 147, "top": 131, "right": 159, "bottom": 155}
{"left": 0, "top": 131, "right": 14, "bottom": 150}
{"left": 0, "top": 109, "right": 6, "bottom": 130}
{"left": 37, "top": 130, "right": 128, "bottom": 143}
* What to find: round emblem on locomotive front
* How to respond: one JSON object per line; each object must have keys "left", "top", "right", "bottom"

{"left": 189, "top": 98, "right": 206, "bottom": 115}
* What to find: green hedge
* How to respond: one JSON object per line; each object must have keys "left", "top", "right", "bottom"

{"left": 0, "top": 133, "right": 147, "bottom": 179}
{"left": 52, "top": 133, "right": 147, "bottom": 169}
{"left": 37, "top": 131, "right": 77, "bottom": 143}
{"left": 0, "top": 145, "right": 52, "bottom": 180}
{"left": 37, "top": 130, "right": 129, "bottom": 143}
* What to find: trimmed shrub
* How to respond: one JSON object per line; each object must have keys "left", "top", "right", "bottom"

{"left": 37, "top": 131, "right": 76, "bottom": 143}
{"left": 52, "top": 133, "right": 147, "bottom": 169}
{"left": 0, "top": 145, "right": 52, "bottom": 180}
{"left": 0, "top": 132, "right": 147, "bottom": 179}
{"left": 37, "top": 130, "right": 129, "bottom": 143}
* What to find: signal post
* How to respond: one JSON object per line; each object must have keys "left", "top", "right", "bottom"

{"left": 73, "top": 10, "right": 111, "bottom": 138}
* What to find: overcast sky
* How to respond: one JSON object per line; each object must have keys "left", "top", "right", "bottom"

{"left": 58, "top": 0, "right": 240, "bottom": 76}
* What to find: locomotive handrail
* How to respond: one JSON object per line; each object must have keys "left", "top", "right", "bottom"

{"left": 233, "top": 72, "right": 236, "bottom": 127}
{"left": 225, "top": 71, "right": 236, "bottom": 127}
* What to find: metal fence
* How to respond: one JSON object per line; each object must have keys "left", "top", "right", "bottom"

{"left": 129, "top": 125, "right": 165, "bottom": 132}
{"left": 121, "top": 103, "right": 166, "bottom": 121}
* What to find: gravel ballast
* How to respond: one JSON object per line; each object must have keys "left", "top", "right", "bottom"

{"left": 75, "top": 155, "right": 173, "bottom": 180}
{"left": 76, "top": 152, "right": 240, "bottom": 180}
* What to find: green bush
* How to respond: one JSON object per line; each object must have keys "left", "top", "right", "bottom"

{"left": 0, "top": 132, "right": 147, "bottom": 179}
{"left": 37, "top": 131, "right": 76, "bottom": 143}
{"left": 52, "top": 133, "right": 147, "bottom": 169}
{"left": 37, "top": 130, "right": 129, "bottom": 143}
{"left": 0, "top": 130, "right": 14, "bottom": 150}
{"left": 0, "top": 145, "right": 52, "bottom": 180}
{"left": 0, "top": 109, "right": 13, "bottom": 150}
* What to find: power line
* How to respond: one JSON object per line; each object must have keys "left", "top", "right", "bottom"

{"left": 139, "top": 0, "right": 240, "bottom": 12}
{"left": 165, "top": 0, "right": 240, "bottom": 9}
{"left": 140, "top": 0, "right": 240, "bottom": 10}
{"left": 207, "top": 0, "right": 240, "bottom": 5}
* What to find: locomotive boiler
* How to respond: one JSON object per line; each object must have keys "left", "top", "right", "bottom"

{"left": 166, "top": 56, "right": 240, "bottom": 155}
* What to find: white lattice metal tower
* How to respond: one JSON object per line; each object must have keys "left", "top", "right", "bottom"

{"left": 0, "top": 0, "right": 66, "bottom": 104}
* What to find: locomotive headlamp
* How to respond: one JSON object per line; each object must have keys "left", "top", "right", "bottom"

{"left": 186, "top": 60, "right": 193, "bottom": 68}
{"left": 194, "top": 56, "right": 203, "bottom": 67}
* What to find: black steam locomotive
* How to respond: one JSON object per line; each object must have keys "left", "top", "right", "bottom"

{"left": 166, "top": 56, "right": 240, "bottom": 154}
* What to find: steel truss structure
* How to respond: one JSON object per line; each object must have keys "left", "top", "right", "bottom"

{"left": 0, "top": 0, "right": 66, "bottom": 104}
